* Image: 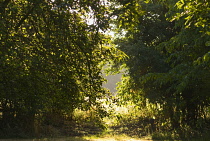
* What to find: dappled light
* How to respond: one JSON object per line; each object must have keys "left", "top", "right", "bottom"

{"left": 0, "top": 0, "right": 210, "bottom": 141}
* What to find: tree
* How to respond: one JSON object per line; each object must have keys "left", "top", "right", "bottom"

{"left": 157, "top": 0, "right": 210, "bottom": 127}
{"left": 0, "top": 0, "right": 116, "bottom": 136}
{"left": 113, "top": 0, "right": 210, "bottom": 134}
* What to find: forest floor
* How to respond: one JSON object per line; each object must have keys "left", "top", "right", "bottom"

{"left": 0, "top": 135, "right": 153, "bottom": 141}
{"left": 0, "top": 137, "right": 153, "bottom": 141}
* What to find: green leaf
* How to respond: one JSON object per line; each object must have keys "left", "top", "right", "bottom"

{"left": 205, "top": 41, "right": 210, "bottom": 46}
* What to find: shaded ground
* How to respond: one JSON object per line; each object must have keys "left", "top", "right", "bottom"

{"left": 0, "top": 138, "right": 152, "bottom": 141}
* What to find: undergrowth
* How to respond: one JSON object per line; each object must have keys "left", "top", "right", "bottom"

{"left": 1, "top": 102, "right": 210, "bottom": 141}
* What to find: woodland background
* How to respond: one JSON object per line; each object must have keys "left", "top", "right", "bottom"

{"left": 0, "top": 0, "right": 210, "bottom": 140}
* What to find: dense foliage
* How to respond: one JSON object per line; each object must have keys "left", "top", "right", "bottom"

{"left": 113, "top": 0, "right": 210, "bottom": 137}
{"left": 0, "top": 0, "right": 209, "bottom": 139}
{"left": 0, "top": 0, "right": 120, "bottom": 137}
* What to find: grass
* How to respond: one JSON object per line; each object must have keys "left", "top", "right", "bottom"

{"left": 1, "top": 104, "right": 210, "bottom": 141}
{"left": 0, "top": 137, "right": 88, "bottom": 141}
{"left": 1, "top": 131, "right": 210, "bottom": 141}
{"left": 84, "top": 134, "right": 151, "bottom": 141}
{"left": 0, "top": 135, "right": 152, "bottom": 141}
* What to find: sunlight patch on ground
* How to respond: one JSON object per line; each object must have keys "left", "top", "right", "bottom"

{"left": 0, "top": 137, "right": 153, "bottom": 141}
{"left": 84, "top": 134, "right": 153, "bottom": 141}
{"left": 88, "top": 139, "right": 151, "bottom": 141}
{"left": 88, "top": 138, "right": 152, "bottom": 141}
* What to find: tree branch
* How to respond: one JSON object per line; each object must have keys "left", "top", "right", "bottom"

{"left": 15, "top": 5, "right": 35, "bottom": 31}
